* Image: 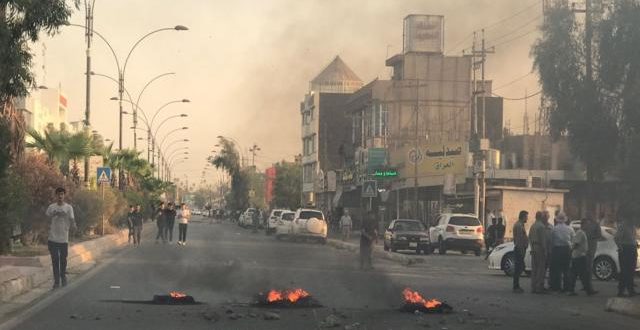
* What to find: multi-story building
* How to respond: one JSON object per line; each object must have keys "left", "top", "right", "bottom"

{"left": 300, "top": 56, "right": 363, "bottom": 209}
{"left": 16, "top": 86, "right": 69, "bottom": 135}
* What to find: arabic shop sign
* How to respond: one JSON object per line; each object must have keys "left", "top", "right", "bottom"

{"left": 391, "top": 142, "right": 467, "bottom": 177}
{"left": 373, "top": 169, "right": 398, "bottom": 178}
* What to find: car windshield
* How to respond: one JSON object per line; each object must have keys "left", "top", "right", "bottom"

{"left": 273, "top": 211, "right": 283, "bottom": 217}
{"left": 281, "top": 213, "right": 294, "bottom": 221}
{"left": 449, "top": 216, "right": 481, "bottom": 226}
{"left": 394, "top": 221, "right": 425, "bottom": 231}
{"left": 299, "top": 211, "right": 324, "bottom": 220}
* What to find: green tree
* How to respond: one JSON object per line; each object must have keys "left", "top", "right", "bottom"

{"left": 210, "top": 137, "right": 249, "bottom": 210}
{"left": 532, "top": 2, "right": 618, "bottom": 212}
{"left": 271, "top": 161, "right": 302, "bottom": 210}
{"left": 1, "top": 1, "right": 78, "bottom": 162}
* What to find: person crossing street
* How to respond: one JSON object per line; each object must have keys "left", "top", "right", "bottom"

{"left": 177, "top": 203, "right": 191, "bottom": 246}
{"left": 45, "top": 187, "right": 76, "bottom": 289}
{"left": 512, "top": 210, "right": 529, "bottom": 293}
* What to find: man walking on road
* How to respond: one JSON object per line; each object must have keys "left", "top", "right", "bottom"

{"left": 512, "top": 210, "right": 529, "bottom": 293}
{"left": 127, "top": 205, "right": 135, "bottom": 244}
{"left": 549, "top": 212, "right": 574, "bottom": 292}
{"left": 614, "top": 209, "right": 638, "bottom": 297}
{"left": 45, "top": 187, "right": 76, "bottom": 289}
{"left": 132, "top": 205, "right": 143, "bottom": 247}
{"left": 360, "top": 211, "right": 377, "bottom": 270}
{"left": 339, "top": 210, "right": 353, "bottom": 241}
{"left": 155, "top": 202, "right": 166, "bottom": 243}
{"left": 529, "top": 211, "right": 548, "bottom": 294}
{"left": 177, "top": 203, "right": 191, "bottom": 246}
{"left": 164, "top": 202, "right": 177, "bottom": 243}
{"left": 566, "top": 221, "right": 597, "bottom": 296}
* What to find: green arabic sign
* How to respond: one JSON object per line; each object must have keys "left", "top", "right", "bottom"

{"left": 373, "top": 169, "right": 398, "bottom": 178}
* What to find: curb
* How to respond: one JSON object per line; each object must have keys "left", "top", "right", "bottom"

{"left": 606, "top": 297, "right": 640, "bottom": 319}
{"left": 0, "top": 229, "right": 129, "bottom": 303}
{"left": 326, "top": 239, "right": 424, "bottom": 265}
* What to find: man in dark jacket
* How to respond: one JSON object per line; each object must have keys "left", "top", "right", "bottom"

{"left": 360, "top": 211, "right": 378, "bottom": 270}
{"left": 163, "top": 203, "right": 177, "bottom": 243}
{"left": 155, "top": 202, "right": 166, "bottom": 244}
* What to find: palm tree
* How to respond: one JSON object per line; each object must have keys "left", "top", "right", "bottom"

{"left": 26, "top": 128, "right": 68, "bottom": 165}
{"left": 66, "top": 132, "right": 93, "bottom": 185}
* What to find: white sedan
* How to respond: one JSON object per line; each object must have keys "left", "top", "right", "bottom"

{"left": 487, "top": 226, "right": 640, "bottom": 281}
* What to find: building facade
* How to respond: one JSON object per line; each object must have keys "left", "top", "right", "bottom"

{"left": 300, "top": 56, "right": 363, "bottom": 209}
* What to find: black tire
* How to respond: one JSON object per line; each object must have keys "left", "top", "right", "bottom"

{"left": 502, "top": 252, "right": 515, "bottom": 277}
{"left": 593, "top": 256, "right": 617, "bottom": 281}
{"left": 461, "top": 249, "right": 467, "bottom": 255}
{"left": 319, "top": 238, "right": 327, "bottom": 245}
{"left": 438, "top": 237, "right": 447, "bottom": 255}
{"left": 383, "top": 243, "right": 389, "bottom": 251}
{"left": 423, "top": 246, "right": 432, "bottom": 255}
{"left": 474, "top": 249, "right": 481, "bottom": 257}
{"left": 415, "top": 249, "right": 421, "bottom": 255}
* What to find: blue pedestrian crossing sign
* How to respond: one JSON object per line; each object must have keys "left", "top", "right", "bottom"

{"left": 362, "top": 180, "right": 377, "bottom": 198}
{"left": 97, "top": 167, "right": 112, "bottom": 184}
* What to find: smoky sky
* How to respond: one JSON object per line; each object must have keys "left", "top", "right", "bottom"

{"left": 35, "top": 0, "right": 542, "bottom": 186}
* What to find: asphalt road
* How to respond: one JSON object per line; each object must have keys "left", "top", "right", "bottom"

{"left": 6, "top": 216, "right": 639, "bottom": 330}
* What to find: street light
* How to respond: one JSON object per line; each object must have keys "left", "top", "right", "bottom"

{"left": 156, "top": 127, "right": 189, "bottom": 178}
{"left": 216, "top": 135, "right": 247, "bottom": 167}
{"left": 66, "top": 22, "right": 188, "bottom": 189}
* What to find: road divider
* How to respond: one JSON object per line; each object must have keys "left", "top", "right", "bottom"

{"left": 326, "top": 239, "right": 425, "bottom": 266}
{"left": 606, "top": 297, "right": 640, "bottom": 319}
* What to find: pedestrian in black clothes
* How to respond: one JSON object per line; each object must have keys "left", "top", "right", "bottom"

{"left": 495, "top": 218, "right": 506, "bottom": 246}
{"left": 127, "top": 205, "right": 135, "bottom": 244}
{"left": 512, "top": 210, "right": 529, "bottom": 293}
{"left": 163, "top": 203, "right": 177, "bottom": 243}
{"left": 132, "top": 205, "right": 143, "bottom": 246}
{"left": 155, "top": 202, "right": 166, "bottom": 244}
{"left": 615, "top": 210, "right": 638, "bottom": 297}
{"left": 485, "top": 217, "right": 497, "bottom": 259}
{"left": 360, "top": 211, "right": 378, "bottom": 270}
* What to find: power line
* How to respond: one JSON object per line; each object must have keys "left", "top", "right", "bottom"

{"left": 488, "top": 27, "right": 539, "bottom": 49}
{"left": 446, "top": 0, "right": 540, "bottom": 54}
{"left": 493, "top": 72, "right": 535, "bottom": 91}
{"left": 488, "top": 14, "right": 542, "bottom": 44}
{"left": 492, "top": 90, "right": 542, "bottom": 101}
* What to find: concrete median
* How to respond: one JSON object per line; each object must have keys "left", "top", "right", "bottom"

{"left": 326, "top": 238, "right": 424, "bottom": 266}
{"left": 606, "top": 297, "right": 640, "bottom": 319}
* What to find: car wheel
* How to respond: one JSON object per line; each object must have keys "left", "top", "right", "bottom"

{"left": 474, "top": 249, "right": 481, "bottom": 257}
{"left": 593, "top": 256, "right": 616, "bottom": 281}
{"left": 438, "top": 237, "right": 447, "bottom": 255}
{"left": 502, "top": 252, "right": 515, "bottom": 277}
{"left": 461, "top": 249, "right": 467, "bottom": 255}
{"left": 415, "top": 249, "right": 421, "bottom": 255}
{"left": 423, "top": 246, "right": 432, "bottom": 255}
{"left": 319, "top": 238, "right": 327, "bottom": 245}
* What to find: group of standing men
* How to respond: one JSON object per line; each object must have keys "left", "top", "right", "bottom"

{"left": 512, "top": 209, "right": 637, "bottom": 297}
{"left": 154, "top": 201, "right": 191, "bottom": 245}
{"left": 126, "top": 205, "right": 144, "bottom": 246}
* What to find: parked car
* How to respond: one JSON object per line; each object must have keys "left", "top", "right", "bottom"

{"left": 266, "top": 209, "right": 289, "bottom": 235}
{"left": 429, "top": 213, "right": 484, "bottom": 256}
{"left": 274, "top": 211, "right": 295, "bottom": 238}
{"left": 288, "top": 208, "right": 327, "bottom": 243}
{"left": 239, "top": 208, "right": 257, "bottom": 227}
{"left": 383, "top": 219, "right": 431, "bottom": 255}
{"left": 487, "top": 226, "right": 640, "bottom": 281}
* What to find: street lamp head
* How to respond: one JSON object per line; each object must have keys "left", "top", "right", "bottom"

{"left": 109, "top": 97, "right": 118, "bottom": 101}
{"left": 122, "top": 111, "right": 130, "bottom": 115}
{"left": 174, "top": 25, "right": 189, "bottom": 31}
{"left": 181, "top": 127, "right": 188, "bottom": 130}
{"left": 183, "top": 139, "right": 190, "bottom": 142}
{"left": 180, "top": 114, "right": 188, "bottom": 117}
{"left": 37, "top": 85, "right": 48, "bottom": 90}
{"left": 182, "top": 99, "right": 190, "bottom": 103}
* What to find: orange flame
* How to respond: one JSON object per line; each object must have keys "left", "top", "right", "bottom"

{"left": 402, "top": 288, "right": 442, "bottom": 309}
{"left": 266, "top": 288, "right": 310, "bottom": 303}
{"left": 169, "top": 291, "right": 187, "bottom": 299}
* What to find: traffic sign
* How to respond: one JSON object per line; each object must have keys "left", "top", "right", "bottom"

{"left": 97, "top": 167, "right": 111, "bottom": 184}
{"left": 362, "top": 180, "right": 377, "bottom": 198}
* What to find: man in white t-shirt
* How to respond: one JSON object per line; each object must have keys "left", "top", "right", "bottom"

{"left": 177, "top": 203, "right": 191, "bottom": 246}
{"left": 339, "top": 210, "right": 353, "bottom": 241}
{"left": 45, "top": 187, "right": 76, "bottom": 289}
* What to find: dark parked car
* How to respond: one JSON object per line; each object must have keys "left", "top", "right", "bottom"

{"left": 383, "top": 219, "right": 431, "bottom": 255}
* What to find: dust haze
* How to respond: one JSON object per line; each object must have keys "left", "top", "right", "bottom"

{"left": 37, "top": 0, "right": 541, "bottom": 183}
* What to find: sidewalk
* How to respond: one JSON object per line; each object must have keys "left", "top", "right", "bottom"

{"left": 326, "top": 230, "right": 426, "bottom": 265}
{"left": 0, "top": 228, "right": 131, "bottom": 304}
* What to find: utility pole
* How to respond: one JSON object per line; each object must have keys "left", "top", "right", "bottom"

{"left": 471, "top": 30, "right": 494, "bottom": 227}
{"left": 83, "top": 1, "right": 95, "bottom": 186}
{"left": 414, "top": 78, "right": 420, "bottom": 220}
